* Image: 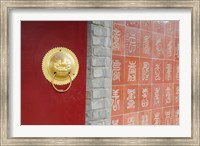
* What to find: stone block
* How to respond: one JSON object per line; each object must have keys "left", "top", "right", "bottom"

{"left": 86, "top": 111, "right": 92, "bottom": 120}
{"left": 86, "top": 77, "right": 112, "bottom": 89}
{"left": 93, "top": 67, "right": 104, "bottom": 77}
{"left": 92, "top": 36, "right": 103, "bottom": 46}
{"left": 103, "top": 21, "right": 112, "bottom": 28}
{"left": 91, "top": 78, "right": 104, "bottom": 88}
{"left": 93, "top": 47, "right": 111, "bottom": 57}
{"left": 86, "top": 103, "right": 91, "bottom": 112}
{"left": 92, "top": 109, "right": 108, "bottom": 120}
{"left": 87, "top": 67, "right": 92, "bottom": 79}
{"left": 87, "top": 56, "right": 92, "bottom": 67}
{"left": 92, "top": 57, "right": 111, "bottom": 67}
{"left": 88, "top": 120, "right": 105, "bottom": 125}
{"left": 103, "top": 67, "right": 112, "bottom": 78}
{"left": 92, "top": 21, "right": 104, "bottom": 26}
{"left": 93, "top": 89, "right": 110, "bottom": 98}
{"left": 103, "top": 78, "right": 112, "bottom": 88}
{"left": 105, "top": 98, "right": 112, "bottom": 108}
{"left": 91, "top": 99, "right": 105, "bottom": 110}
{"left": 103, "top": 119, "right": 111, "bottom": 125}
{"left": 93, "top": 25, "right": 104, "bottom": 36}
{"left": 93, "top": 26, "right": 111, "bottom": 37}
{"left": 92, "top": 67, "right": 111, "bottom": 78}
{"left": 86, "top": 91, "right": 92, "bottom": 99}
{"left": 103, "top": 37, "right": 111, "bottom": 47}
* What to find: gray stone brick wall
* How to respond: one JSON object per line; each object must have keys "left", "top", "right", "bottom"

{"left": 86, "top": 21, "right": 112, "bottom": 125}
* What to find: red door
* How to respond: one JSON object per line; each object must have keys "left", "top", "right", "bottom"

{"left": 21, "top": 21, "right": 87, "bottom": 125}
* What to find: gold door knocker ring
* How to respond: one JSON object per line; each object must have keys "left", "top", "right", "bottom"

{"left": 42, "top": 47, "right": 79, "bottom": 93}
{"left": 52, "top": 72, "right": 72, "bottom": 93}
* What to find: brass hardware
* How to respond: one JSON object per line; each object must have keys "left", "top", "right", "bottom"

{"left": 51, "top": 72, "right": 72, "bottom": 93}
{"left": 42, "top": 47, "right": 79, "bottom": 92}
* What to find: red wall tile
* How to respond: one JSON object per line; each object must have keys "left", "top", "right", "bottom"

{"left": 139, "top": 58, "right": 152, "bottom": 84}
{"left": 174, "top": 61, "right": 179, "bottom": 84}
{"left": 152, "top": 59, "right": 164, "bottom": 83}
{"left": 138, "top": 85, "right": 152, "bottom": 111}
{"left": 124, "top": 85, "right": 139, "bottom": 114}
{"left": 112, "top": 55, "right": 125, "bottom": 85}
{"left": 152, "top": 84, "right": 163, "bottom": 109}
{"left": 126, "top": 21, "right": 140, "bottom": 28}
{"left": 175, "top": 21, "right": 179, "bottom": 37}
{"left": 174, "top": 84, "right": 179, "bottom": 106}
{"left": 162, "top": 107, "right": 174, "bottom": 125}
{"left": 111, "top": 85, "right": 124, "bottom": 116}
{"left": 139, "top": 110, "right": 152, "bottom": 125}
{"left": 125, "top": 27, "right": 140, "bottom": 56}
{"left": 113, "top": 21, "right": 126, "bottom": 26}
{"left": 112, "top": 23, "right": 125, "bottom": 55}
{"left": 174, "top": 37, "right": 179, "bottom": 60}
{"left": 111, "top": 115, "right": 123, "bottom": 125}
{"left": 124, "top": 112, "right": 139, "bottom": 125}
{"left": 124, "top": 56, "right": 139, "bottom": 84}
{"left": 152, "top": 21, "right": 164, "bottom": 34}
{"left": 163, "top": 84, "right": 174, "bottom": 107}
{"left": 140, "top": 21, "right": 152, "bottom": 31}
{"left": 140, "top": 30, "right": 152, "bottom": 58}
{"left": 173, "top": 106, "right": 179, "bottom": 125}
{"left": 152, "top": 108, "right": 163, "bottom": 125}
{"left": 164, "top": 21, "right": 175, "bottom": 36}
{"left": 163, "top": 60, "right": 174, "bottom": 83}
{"left": 152, "top": 32, "right": 165, "bottom": 59}
{"left": 165, "top": 35, "right": 175, "bottom": 60}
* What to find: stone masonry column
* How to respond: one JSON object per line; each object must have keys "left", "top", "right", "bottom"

{"left": 86, "top": 21, "right": 112, "bottom": 125}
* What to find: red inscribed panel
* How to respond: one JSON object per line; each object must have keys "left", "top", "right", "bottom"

{"left": 21, "top": 21, "right": 87, "bottom": 125}
{"left": 111, "top": 20, "right": 179, "bottom": 125}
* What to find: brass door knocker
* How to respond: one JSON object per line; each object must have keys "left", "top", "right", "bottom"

{"left": 42, "top": 47, "right": 79, "bottom": 93}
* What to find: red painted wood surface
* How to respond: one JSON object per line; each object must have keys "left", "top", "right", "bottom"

{"left": 21, "top": 21, "right": 87, "bottom": 125}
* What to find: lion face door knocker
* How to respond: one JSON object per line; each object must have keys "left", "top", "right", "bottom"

{"left": 42, "top": 47, "right": 79, "bottom": 93}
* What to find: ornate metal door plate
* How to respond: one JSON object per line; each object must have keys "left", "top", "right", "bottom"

{"left": 42, "top": 47, "right": 79, "bottom": 92}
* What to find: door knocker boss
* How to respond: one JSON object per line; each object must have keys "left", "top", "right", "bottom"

{"left": 42, "top": 47, "right": 79, "bottom": 93}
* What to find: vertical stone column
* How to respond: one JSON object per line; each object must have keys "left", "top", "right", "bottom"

{"left": 86, "top": 21, "right": 112, "bottom": 125}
